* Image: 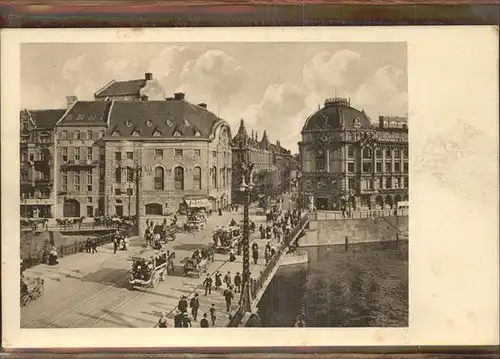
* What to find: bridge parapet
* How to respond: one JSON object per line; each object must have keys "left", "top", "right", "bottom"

{"left": 227, "top": 214, "right": 310, "bottom": 327}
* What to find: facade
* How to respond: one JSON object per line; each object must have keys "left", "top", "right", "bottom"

{"left": 298, "top": 97, "right": 408, "bottom": 211}
{"left": 20, "top": 109, "right": 66, "bottom": 218}
{"left": 231, "top": 119, "right": 292, "bottom": 205}
{"left": 103, "top": 93, "right": 232, "bottom": 232}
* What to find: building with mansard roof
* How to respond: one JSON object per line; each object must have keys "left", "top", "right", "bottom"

{"left": 231, "top": 119, "right": 293, "bottom": 205}
{"left": 53, "top": 77, "right": 232, "bottom": 234}
{"left": 298, "top": 97, "right": 408, "bottom": 211}
{"left": 20, "top": 108, "right": 66, "bottom": 218}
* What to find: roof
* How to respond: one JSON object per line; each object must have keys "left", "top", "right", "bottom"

{"left": 24, "top": 109, "right": 66, "bottom": 129}
{"left": 57, "top": 101, "right": 111, "bottom": 127}
{"left": 107, "top": 100, "right": 225, "bottom": 139}
{"left": 95, "top": 79, "right": 146, "bottom": 98}
{"left": 232, "top": 119, "right": 250, "bottom": 145}
{"left": 302, "top": 98, "right": 372, "bottom": 132}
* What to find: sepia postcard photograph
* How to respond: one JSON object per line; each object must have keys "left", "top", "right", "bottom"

{"left": 1, "top": 26, "right": 498, "bottom": 349}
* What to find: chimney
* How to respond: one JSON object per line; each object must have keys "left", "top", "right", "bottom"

{"left": 379, "top": 115, "right": 385, "bottom": 129}
{"left": 145, "top": 73, "right": 153, "bottom": 81}
{"left": 198, "top": 103, "right": 207, "bottom": 109}
{"left": 166, "top": 97, "right": 174, "bottom": 101}
{"left": 141, "top": 95, "right": 148, "bottom": 101}
{"left": 66, "top": 96, "right": 77, "bottom": 109}
{"left": 174, "top": 92, "right": 185, "bottom": 101}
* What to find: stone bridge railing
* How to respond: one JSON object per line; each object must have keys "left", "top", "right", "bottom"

{"left": 227, "top": 214, "right": 310, "bottom": 327}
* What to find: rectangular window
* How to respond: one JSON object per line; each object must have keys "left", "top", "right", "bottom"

{"left": 88, "top": 197, "right": 93, "bottom": 203}
{"left": 155, "top": 149, "right": 163, "bottom": 159}
{"left": 404, "top": 162, "right": 408, "bottom": 173}
{"left": 394, "top": 149, "right": 401, "bottom": 158}
{"left": 404, "top": 176, "right": 409, "bottom": 188}
{"left": 348, "top": 177, "right": 356, "bottom": 190}
{"left": 385, "top": 177, "right": 392, "bottom": 189}
{"left": 347, "top": 162, "right": 355, "bottom": 173}
{"left": 347, "top": 146, "right": 354, "bottom": 158}
{"left": 87, "top": 172, "right": 92, "bottom": 191}
{"left": 62, "top": 172, "right": 68, "bottom": 193}
{"left": 385, "top": 162, "right": 392, "bottom": 173}
{"left": 74, "top": 131, "right": 81, "bottom": 140}
{"left": 115, "top": 152, "right": 122, "bottom": 161}
{"left": 385, "top": 148, "right": 391, "bottom": 157}
{"left": 126, "top": 151, "right": 133, "bottom": 160}
{"left": 115, "top": 167, "right": 122, "bottom": 182}
{"left": 29, "top": 153, "right": 34, "bottom": 161}
{"left": 315, "top": 149, "right": 326, "bottom": 172}
{"left": 403, "top": 149, "right": 408, "bottom": 158}
{"left": 375, "top": 148, "right": 382, "bottom": 158}
{"left": 74, "top": 172, "right": 80, "bottom": 192}
{"left": 376, "top": 162, "right": 382, "bottom": 173}
{"left": 395, "top": 162, "right": 401, "bottom": 173}
{"left": 87, "top": 147, "right": 93, "bottom": 161}
{"left": 87, "top": 130, "right": 93, "bottom": 140}
{"left": 114, "top": 188, "right": 121, "bottom": 196}
{"left": 212, "top": 151, "right": 216, "bottom": 158}
{"left": 396, "top": 178, "right": 402, "bottom": 188}
{"left": 61, "top": 131, "right": 67, "bottom": 140}
{"left": 74, "top": 147, "right": 80, "bottom": 161}
{"left": 175, "top": 149, "right": 183, "bottom": 157}
{"left": 126, "top": 188, "right": 133, "bottom": 196}
{"left": 127, "top": 167, "right": 134, "bottom": 182}
{"left": 194, "top": 149, "right": 201, "bottom": 157}
{"left": 362, "top": 162, "right": 373, "bottom": 173}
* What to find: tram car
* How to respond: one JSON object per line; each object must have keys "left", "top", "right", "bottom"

{"left": 128, "top": 249, "right": 175, "bottom": 290}
{"left": 212, "top": 226, "right": 242, "bottom": 254}
{"left": 20, "top": 275, "right": 44, "bottom": 307}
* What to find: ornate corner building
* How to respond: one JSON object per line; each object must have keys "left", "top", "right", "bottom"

{"left": 231, "top": 119, "right": 293, "bottom": 205}
{"left": 298, "top": 97, "right": 408, "bottom": 211}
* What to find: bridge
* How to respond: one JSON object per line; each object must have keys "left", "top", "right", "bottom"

{"left": 226, "top": 214, "right": 310, "bottom": 327}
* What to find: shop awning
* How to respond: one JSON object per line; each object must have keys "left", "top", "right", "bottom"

{"left": 185, "top": 199, "right": 212, "bottom": 209}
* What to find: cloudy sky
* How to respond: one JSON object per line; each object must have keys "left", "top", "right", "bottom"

{"left": 21, "top": 42, "right": 407, "bottom": 152}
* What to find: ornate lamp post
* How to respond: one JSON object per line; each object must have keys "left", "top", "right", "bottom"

{"left": 133, "top": 165, "right": 142, "bottom": 236}
{"left": 237, "top": 140, "right": 255, "bottom": 312}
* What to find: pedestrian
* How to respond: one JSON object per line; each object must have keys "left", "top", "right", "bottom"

{"left": 182, "top": 312, "right": 192, "bottom": 327}
{"left": 85, "top": 238, "right": 91, "bottom": 253}
{"left": 223, "top": 286, "right": 234, "bottom": 312}
{"left": 200, "top": 313, "right": 209, "bottom": 328}
{"left": 203, "top": 274, "right": 213, "bottom": 295}
{"left": 234, "top": 272, "right": 242, "bottom": 293}
{"left": 113, "top": 236, "right": 118, "bottom": 254}
{"left": 229, "top": 249, "right": 236, "bottom": 262}
{"left": 156, "top": 312, "right": 168, "bottom": 328}
{"left": 190, "top": 293, "right": 200, "bottom": 321}
{"left": 223, "top": 271, "right": 232, "bottom": 289}
{"left": 252, "top": 243, "right": 259, "bottom": 265}
{"left": 91, "top": 239, "right": 97, "bottom": 253}
{"left": 174, "top": 310, "right": 183, "bottom": 328}
{"left": 209, "top": 304, "right": 217, "bottom": 325}
{"left": 215, "top": 271, "right": 222, "bottom": 289}
{"left": 178, "top": 295, "right": 188, "bottom": 313}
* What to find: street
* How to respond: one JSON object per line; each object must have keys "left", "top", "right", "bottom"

{"left": 21, "top": 204, "right": 274, "bottom": 328}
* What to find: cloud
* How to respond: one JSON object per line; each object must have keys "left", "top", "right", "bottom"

{"left": 303, "top": 49, "right": 366, "bottom": 95}
{"left": 21, "top": 82, "right": 65, "bottom": 109}
{"left": 178, "top": 50, "right": 244, "bottom": 106}
{"left": 140, "top": 79, "right": 166, "bottom": 101}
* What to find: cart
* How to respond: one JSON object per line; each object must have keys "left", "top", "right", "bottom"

{"left": 128, "top": 249, "right": 175, "bottom": 290}
{"left": 186, "top": 220, "right": 205, "bottom": 231}
{"left": 183, "top": 257, "right": 208, "bottom": 278}
{"left": 212, "top": 226, "right": 242, "bottom": 254}
{"left": 21, "top": 276, "right": 44, "bottom": 307}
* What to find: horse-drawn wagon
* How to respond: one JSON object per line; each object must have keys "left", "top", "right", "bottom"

{"left": 212, "top": 226, "right": 242, "bottom": 254}
{"left": 20, "top": 275, "right": 44, "bottom": 307}
{"left": 128, "top": 249, "right": 175, "bottom": 289}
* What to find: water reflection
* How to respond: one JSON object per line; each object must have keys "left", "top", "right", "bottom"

{"left": 258, "top": 242, "right": 409, "bottom": 327}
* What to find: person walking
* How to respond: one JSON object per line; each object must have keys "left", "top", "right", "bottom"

{"left": 178, "top": 295, "right": 188, "bottom": 313}
{"left": 85, "top": 238, "right": 91, "bottom": 253}
{"left": 113, "top": 236, "right": 118, "bottom": 254}
{"left": 223, "top": 286, "right": 234, "bottom": 312}
{"left": 190, "top": 293, "right": 200, "bottom": 321}
{"left": 182, "top": 312, "right": 192, "bottom": 328}
{"left": 156, "top": 312, "right": 168, "bottom": 328}
{"left": 91, "top": 238, "right": 97, "bottom": 254}
{"left": 209, "top": 304, "right": 217, "bottom": 326}
{"left": 252, "top": 243, "right": 259, "bottom": 265}
{"left": 223, "top": 271, "right": 232, "bottom": 289}
{"left": 174, "top": 310, "right": 183, "bottom": 328}
{"left": 234, "top": 272, "right": 242, "bottom": 293}
{"left": 203, "top": 274, "right": 213, "bottom": 296}
{"left": 214, "top": 271, "right": 222, "bottom": 290}
{"left": 200, "top": 313, "right": 209, "bottom": 328}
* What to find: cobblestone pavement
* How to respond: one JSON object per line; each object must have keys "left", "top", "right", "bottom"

{"left": 21, "top": 203, "right": 281, "bottom": 328}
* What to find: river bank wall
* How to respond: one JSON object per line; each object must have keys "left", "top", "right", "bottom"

{"left": 299, "top": 215, "right": 408, "bottom": 247}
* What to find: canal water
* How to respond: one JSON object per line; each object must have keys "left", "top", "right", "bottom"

{"left": 258, "top": 242, "right": 409, "bottom": 327}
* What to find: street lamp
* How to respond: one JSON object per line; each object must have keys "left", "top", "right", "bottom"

{"left": 236, "top": 140, "right": 255, "bottom": 312}
{"left": 133, "top": 165, "right": 142, "bottom": 236}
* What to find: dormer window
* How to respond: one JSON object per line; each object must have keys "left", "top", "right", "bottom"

{"left": 194, "top": 131, "right": 201, "bottom": 137}
{"left": 112, "top": 131, "right": 120, "bottom": 137}
{"left": 166, "top": 119, "right": 173, "bottom": 127}
{"left": 76, "top": 114, "right": 85, "bottom": 121}
{"left": 146, "top": 120, "right": 153, "bottom": 127}
{"left": 173, "top": 131, "right": 182, "bottom": 137}
{"left": 353, "top": 117, "right": 361, "bottom": 127}
{"left": 125, "top": 120, "right": 132, "bottom": 127}
{"left": 184, "top": 119, "right": 190, "bottom": 127}
{"left": 132, "top": 131, "right": 140, "bottom": 136}
{"left": 153, "top": 130, "right": 162, "bottom": 137}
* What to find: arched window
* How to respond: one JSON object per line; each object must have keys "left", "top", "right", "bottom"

{"left": 315, "top": 149, "right": 326, "bottom": 172}
{"left": 375, "top": 148, "right": 382, "bottom": 158}
{"left": 220, "top": 168, "right": 224, "bottom": 187}
{"left": 347, "top": 145, "right": 355, "bottom": 158}
{"left": 154, "top": 166, "right": 164, "bottom": 190}
{"left": 362, "top": 147, "right": 373, "bottom": 159}
{"left": 212, "top": 166, "right": 217, "bottom": 188}
{"left": 193, "top": 166, "right": 201, "bottom": 190}
{"left": 174, "top": 166, "right": 184, "bottom": 190}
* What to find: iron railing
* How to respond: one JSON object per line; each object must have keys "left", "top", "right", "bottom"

{"left": 311, "top": 208, "right": 408, "bottom": 221}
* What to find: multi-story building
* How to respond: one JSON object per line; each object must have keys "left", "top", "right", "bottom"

{"left": 20, "top": 108, "right": 66, "bottom": 218}
{"left": 298, "top": 97, "right": 408, "bottom": 211}
{"left": 231, "top": 119, "right": 293, "bottom": 205}
{"left": 53, "top": 99, "right": 111, "bottom": 218}
{"left": 103, "top": 92, "right": 232, "bottom": 234}
{"left": 94, "top": 72, "right": 155, "bottom": 101}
